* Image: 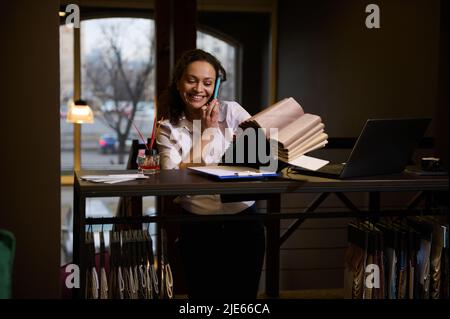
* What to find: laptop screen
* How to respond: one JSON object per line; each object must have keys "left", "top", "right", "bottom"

{"left": 340, "top": 118, "right": 430, "bottom": 178}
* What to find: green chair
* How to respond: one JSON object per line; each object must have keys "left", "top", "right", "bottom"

{"left": 0, "top": 229, "right": 15, "bottom": 299}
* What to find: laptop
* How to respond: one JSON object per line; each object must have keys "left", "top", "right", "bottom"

{"left": 292, "top": 118, "right": 431, "bottom": 179}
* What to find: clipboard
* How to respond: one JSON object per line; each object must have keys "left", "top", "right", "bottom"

{"left": 188, "top": 165, "right": 279, "bottom": 180}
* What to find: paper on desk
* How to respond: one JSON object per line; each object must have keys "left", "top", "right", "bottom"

{"left": 287, "top": 155, "right": 329, "bottom": 171}
{"left": 81, "top": 174, "right": 149, "bottom": 179}
{"left": 102, "top": 178, "right": 140, "bottom": 184}
{"left": 189, "top": 166, "right": 277, "bottom": 178}
{"left": 81, "top": 174, "right": 149, "bottom": 184}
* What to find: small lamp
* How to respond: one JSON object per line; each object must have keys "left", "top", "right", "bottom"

{"left": 66, "top": 99, "right": 94, "bottom": 124}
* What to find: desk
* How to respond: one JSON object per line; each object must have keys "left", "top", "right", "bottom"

{"left": 73, "top": 169, "right": 448, "bottom": 299}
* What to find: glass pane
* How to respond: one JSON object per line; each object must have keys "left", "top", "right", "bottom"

{"left": 60, "top": 25, "right": 74, "bottom": 173}
{"left": 80, "top": 18, "right": 155, "bottom": 170}
{"left": 197, "top": 31, "right": 237, "bottom": 101}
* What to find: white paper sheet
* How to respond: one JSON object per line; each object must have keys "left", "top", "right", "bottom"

{"left": 287, "top": 155, "right": 329, "bottom": 171}
{"left": 188, "top": 166, "right": 277, "bottom": 178}
{"left": 80, "top": 174, "right": 149, "bottom": 184}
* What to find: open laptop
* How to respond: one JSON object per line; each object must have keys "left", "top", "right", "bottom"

{"left": 292, "top": 118, "right": 431, "bottom": 179}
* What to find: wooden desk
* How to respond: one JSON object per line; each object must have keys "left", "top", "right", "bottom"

{"left": 73, "top": 169, "right": 448, "bottom": 299}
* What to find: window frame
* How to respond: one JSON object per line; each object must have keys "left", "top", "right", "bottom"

{"left": 60, "top": 9, "right": 156, "bottom": 184}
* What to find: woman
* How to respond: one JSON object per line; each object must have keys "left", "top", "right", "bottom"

{"left": 156, "top": 49, "right": 265, "bottom": 299}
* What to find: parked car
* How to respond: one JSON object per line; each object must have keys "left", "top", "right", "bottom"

{"left": 98, "top": 134, "right": 117, "bottom": 154}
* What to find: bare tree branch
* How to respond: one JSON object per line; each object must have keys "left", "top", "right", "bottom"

{"left": 84, "top": 21, "right": 154, "bottom": 164}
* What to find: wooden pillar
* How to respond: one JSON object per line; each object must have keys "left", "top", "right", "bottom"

{"left": 173, "top": 0, "right": 197, "bottom": 64}
{"left": 155, "top": 0, "right": 171, "bottom": 102}
{"left": 155, "top": 0, "right": 196, "bottom": 103}
{"left": 1, "top": 0, "right": 61, "bottom": 298}
{"left": 155, "top": 0, "right": 197, "bottom": 296}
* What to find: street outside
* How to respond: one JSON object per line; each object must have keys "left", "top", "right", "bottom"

{"left": 61, "top": 149, "right": 131, "bottom": 170}
{"left": 60, "top": 110, "right": 153, "bottom": 171}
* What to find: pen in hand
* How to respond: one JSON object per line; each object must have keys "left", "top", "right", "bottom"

{"left": 210, "top": 75, "right": 221, "bottom": 111}
{"left": 213, "top": 75, "right": 221, "bottom": 100}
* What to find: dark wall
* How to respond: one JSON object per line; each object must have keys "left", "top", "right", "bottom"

{"left": 0, "top": 0, "right": 61, "bottom": 298}
{"left": 198, "top": 11, "right": 271, "bottom": 116}
{"left": 277, "top": 0, "right": 442, "bottom": 138}
{"left": 276, "top": 0, "right": 447, "bottom": 291}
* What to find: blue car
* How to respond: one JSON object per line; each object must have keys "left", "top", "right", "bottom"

{"left": 98, "top": 134, "right": 117, "bottom": 154}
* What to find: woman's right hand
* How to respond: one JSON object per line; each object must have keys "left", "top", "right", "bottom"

{"left": 201, "top": 99, "right": 220, "bottom": 131}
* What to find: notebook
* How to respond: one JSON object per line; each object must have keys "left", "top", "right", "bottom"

{"left": 291, "top": 118, "right": 431, "bottom": 179}
{"left": 188, "top": 165, "right": 279, "bottom": 180}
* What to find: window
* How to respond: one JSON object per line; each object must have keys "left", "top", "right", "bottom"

{"left": 80, "top": 18, "right": 155, "bottom": 170}
{"left": 197, "top": 29, "right": 240, "bottom": 101}
{"left": 60, "top": 17, "right": 157, "bottom": 265}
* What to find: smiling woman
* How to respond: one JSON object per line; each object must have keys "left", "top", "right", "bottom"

{"left": 156, "top": 49, "right": 265, "bottom": 300}
{"left": 177, "top": 60, "right": 220, "bottom": 131}
{"left": 158, "top": 49, "right": 226, "bottom": 127}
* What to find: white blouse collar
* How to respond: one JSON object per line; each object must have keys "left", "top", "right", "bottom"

{"left": 177, "top": 101, "right": 227, "bottom": 132}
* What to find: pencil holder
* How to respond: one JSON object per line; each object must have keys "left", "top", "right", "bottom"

{"left": 137, "top": 149, "right": 160, "bottom": 175}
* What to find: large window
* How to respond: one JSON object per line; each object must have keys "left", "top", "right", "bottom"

{"left": 80, "top": 18, "right": 155, "bottom": 170}
{"left": 59, "top": 16, "right": 241, "bottom": 265}
{"left": 60, "top": 17, "right": 156, "bottom": 265}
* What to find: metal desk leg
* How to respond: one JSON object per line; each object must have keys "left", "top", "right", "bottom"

{"left": 448, "top": 198, "right": 450, "bottom": 293}
{"left": 157, "top": 221, "right": 162, "bottom": 299}
{"left": 265, "top": 194, "right": 281, "bottom": 298}
{"left": 73, "top": 179, "right": 86, "bottom": 299}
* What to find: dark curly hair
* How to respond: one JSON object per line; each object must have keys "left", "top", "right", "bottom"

{"left": 158, "top": 49, "right": 227, "bottom": 125}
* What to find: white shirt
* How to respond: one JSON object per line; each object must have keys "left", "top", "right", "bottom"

{"left": 156, "top": 100, "right": 255, "bottom": 215}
